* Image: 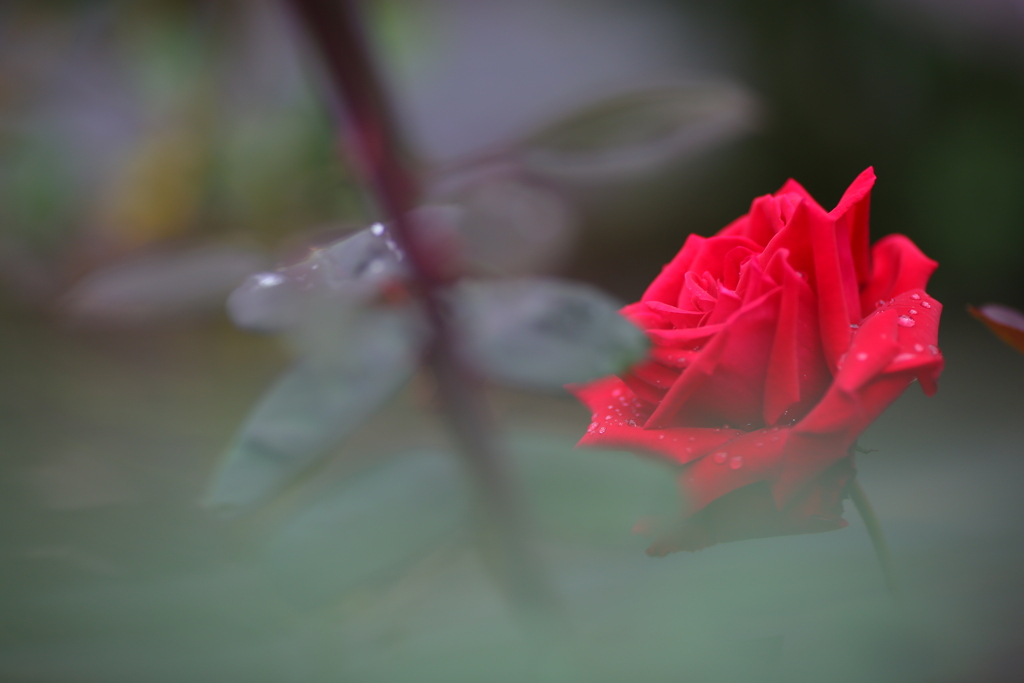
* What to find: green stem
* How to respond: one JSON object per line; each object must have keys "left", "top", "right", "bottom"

{"left": 849, "top": 478, "right": 899, "bottom": 601}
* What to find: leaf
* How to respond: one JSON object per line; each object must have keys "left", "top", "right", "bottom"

{"left": 509, "top": 433, "right": 680, "bottom": 546}
{"left": 64, "top": 245, "right": 269, "bottom": 325}
{"left": 969, "top": 303, "right": 1024, "bottom": 355}
{"left": 265, "top": 449, "right": 471, "bottom": 606}
{"left": 446, "top": 181, "right": 578, "bottom": 276}
{"left": 518, "top": 81, "right": 756, "bottom": 182}
{"left": 455, "top": 277, "right": 648, "bottom": 391}
{"left": 206, "top": 309, "right": 420, "bottom": 508}
{"left": 226, "top": 225, "right": 405, "bottom": 333}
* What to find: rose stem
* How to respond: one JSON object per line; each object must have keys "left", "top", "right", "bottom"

{"left": 849, "top": 478, "right": 899, "bottom": 601}
{"left": 285, "top": 0, "right": 554, "bottom": 618}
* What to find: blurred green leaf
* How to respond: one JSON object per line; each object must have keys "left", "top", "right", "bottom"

{"left": 226, "top": 226, "right": 405, "bottom": 333}
{"left": 266, "top": 449, "right": 470, "bottom": 606}
{"left": 510, "top": 434, "right": 680, "bottom": 546}
{"left": 455, "top": 277, "right": 648, "bottom": 391}
{"left": 518, "top": 81, "right": 756, "bottom": 182}
{"left": 207, "top": 309, "right": 419, "bottom": 508}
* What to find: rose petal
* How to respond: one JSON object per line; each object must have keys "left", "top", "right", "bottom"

{"left": 649, "top": 457, "right": 853, "bottom": 554}
{"left": 773, "top": 291, "right": 942, "bottom": 503}
{"left": 646, "top": 287, "right": 782, "bottom": 429}
{"left": 762, "top": 252, "right": 830, "bottom": 425}
{"left": 641, "top": 234, "right": 706, "bottom": 306}
{"left": 829, "top": 167, "right": 875, "bottom": 287}
{"left": 859, "top": 235, "right": 938, "bottom": 317}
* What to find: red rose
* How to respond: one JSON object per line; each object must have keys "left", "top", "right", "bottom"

{"left": 572, "top": 168, "right": 943, "bottom": 554}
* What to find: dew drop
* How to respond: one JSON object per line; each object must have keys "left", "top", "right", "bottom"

{"left": 713, "top": 452, "right": 727, "bottom": 464}
{"left": 612, "top": 388, "right": 622, "bottom": 397}
{"left": 897, "top": 315, "right": 916, "bottom": 328}
{"left": 876, "top": 300, "right": 886, "bottom": 308}
{"left": 914, "top": 343, "right": 925, "bottom": 353}
{"left": 605, "top": 415, "right": 613, "bottom": 420}
{"left": 921, "top": 301, "right": 932, "bottom": 309}
{"left": 627, "top": 420, "right": 637, "bottom": 427}
{"left": 659, "top": 434, "right": 665, "bottom": 440}
{"left": 909, "top": 309, "right": 918, "bottom": 315}
{"left": 370, "top": 223, "right": 385, "bottom": 236}
{"left": 588, "top": 422, "right": 598, "bottom": 432}
{"left": 910, "top": 293, "right": 920, "bottom": 300}
{"left": 729, "top": 456, "right": 743, "bottom": 470}
{"left": 856, "top": 352, "right": 869, "bottom": 361}
{"left": 850, "top": 323, "right": 859, "bottom": 329}
{"left": 598, "top": 427, "right": 606, "bottom": 434}
{"left": 255, "top": 272, "right": 285, "bottom": 287}
{"left": 928, "top": 344, "right": 939, "bottom": 354}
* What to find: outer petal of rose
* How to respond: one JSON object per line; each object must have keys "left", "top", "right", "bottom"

{"left": 677, "top": 428, "right": 790, "bottom": 512}
{"left": 803, "top": 199, "right": 862, "bottom": 372}
{"left": 775, "top": 178, "right": 823, "bottom": 210}
{"left": 970, "top": 304, "right": 1024, "bottom": 355}
{"left": 761, "top": 198, "right": 858, "bottom": 373}
{"left": 649, "top": 457, "right": 854, "bottom": 554}
{"left": 578, "top": 424, "right": 741, "bottom": 466}
{"left": 772, "top": 292, "right": 942, "bottom": 503}
{"left": 829, "top": 167, "right": 875, "bottom": 287}
{"left": 646, "top": 288, "right": 783, "bottom": 429}
{"left": 859, "top": 235, "right": 938, "bottom": 317}
{"left": 762, "top": 250, "right": 830, "bottom": 425}
{"left": 570, "top": 377, "right": 742, "bottom": 465}
{"left": 716, "top": 194, "right": 782, "bottom": 247}
{"left": 641, "top": 234, "right": 706, "bottom": 305}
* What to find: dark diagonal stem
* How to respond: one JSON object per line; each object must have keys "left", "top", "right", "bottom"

{"left": 849, "top": 478, "right": 899, "bottom": 601}
{"left": 285, "top": 0, "right": 552, "bottom": 615}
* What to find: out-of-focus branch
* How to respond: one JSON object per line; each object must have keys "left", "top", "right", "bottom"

{"left": 285, "top": 0, "right": 553, "bottom": 615}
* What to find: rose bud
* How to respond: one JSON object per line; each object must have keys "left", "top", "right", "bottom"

{"left": 571, "top": 168, "right": 943, "bottom": 554}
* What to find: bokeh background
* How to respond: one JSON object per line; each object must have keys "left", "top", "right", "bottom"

{"left": 3, "top": 1, "right": 1024, "bottom": 681}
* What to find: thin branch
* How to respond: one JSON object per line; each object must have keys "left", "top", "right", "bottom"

{"left": 285, "top": 0, "right": 553, "bottom": 615}
{"left": 849, "top": 478, "right": 899, "bottom": 601}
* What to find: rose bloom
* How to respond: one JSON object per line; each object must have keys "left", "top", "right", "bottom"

{"left": 571, "top": 168, "right": 943, "bottom": 554}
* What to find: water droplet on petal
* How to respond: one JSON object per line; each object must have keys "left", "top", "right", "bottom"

{"left": 909, "top": 309, "right": 918, "bottom": 315}
{"left": 856, "top": 352, "right": 869, "bottom": 361}
{"left": 729, "top": 456, "right": 743, "bottom": 469}
{"left": 910, "top": 293, "right": 920, "bottom": 300}
{"left": 897, "top": 315, "right": 916, "bottom": 327}
{"left": 713, "top": 451, "right": 728, "bottom": 464}
{"left": 588, "top": 422, "right": 598, "bottom": 432}
{"left": 914, "top": 343, "right": 925, "bottom": 353}
{"left": 598, "top": 427, "right": 606, "bottom": 434}
{"left": 370, "top": 223, "right": 385, "bottom": 236}
{"left": 850, "top": 323, "right": 859, "bottom": 329}
{"left": 627, "top": 419, "right": 637, "bottom": 427}
{"left": 605, "top": 415, "right": 612, "bottom": 420}
{"left": 612, "top": 388, "right": 622, "bottom": 397}
{"left": 658, "top": 434, "right": 665, "bottom": 440}
{"left": 928, "top": 344, "right": 939, "bottom": 354}
{"left": 921, "top": 301, "right": 932, "bottom": 309}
